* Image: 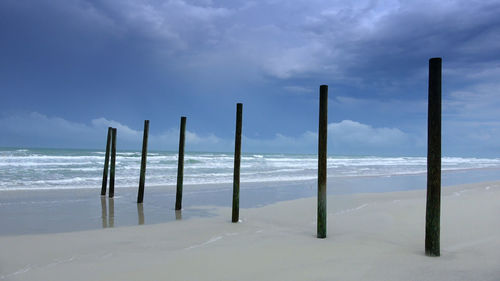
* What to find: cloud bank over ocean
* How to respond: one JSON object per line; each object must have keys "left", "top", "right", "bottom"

{"left": 0, "top": 112, "right": 419, "bottom": 155}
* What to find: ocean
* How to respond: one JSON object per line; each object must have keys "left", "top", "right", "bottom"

{"left": 3, "top": 147, "right": 500, "bottom": 235}
{"left": 2, "top": 147, "right": 500, "bottom": 191}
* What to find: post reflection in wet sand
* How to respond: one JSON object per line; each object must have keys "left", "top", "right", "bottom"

{"left": 137, "top": 203, "right": 144, "bottom": 225}
{"left": 175, "top": 210, "right": 182, "bottom": 220}
{"left": 100, "top": 196, "right": 107, "bottom": 228}
{"left": 108, "top": 198, "right": 114, "bottom": 227}
{"left": 100, "top": 197, "right": 115, "bottom": 228}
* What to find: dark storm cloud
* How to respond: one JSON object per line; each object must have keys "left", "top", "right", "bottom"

{"left": 1, "top": 0, "right": 500, "bottom": 155}
{"left": 3, "top": 0, "right": 499, "bottom": 87}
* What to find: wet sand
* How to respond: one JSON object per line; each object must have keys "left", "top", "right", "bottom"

{"left": 2, "top": 168, "right": 500, "bottom": 236}
{"left": 1, "top": 181, "right": 499, "bottom": 280}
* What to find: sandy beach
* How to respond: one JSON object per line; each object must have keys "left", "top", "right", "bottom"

{"left": 1, "top": 180, "right": 499, "bottom": 281}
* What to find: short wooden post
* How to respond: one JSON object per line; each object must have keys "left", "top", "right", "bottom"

{"left": 232, "top": 103, "right": 243, "bottom": 223}
{"left": 137, "top": 120, "right": 149, "bottom": 203}
{"left": 109, "top": 128, "right": 117, "bottom": 198}
{"left": 175, "top": 116, "right": 187, "bottom": 210}
{"left": 426, "top": 57, "right": 442, "bottom": 257}
{"left": 100, "top": 127, "right": 112, "bottom": 196}
{"left": 317, "top": 85, "right": 328, "bottom": 239}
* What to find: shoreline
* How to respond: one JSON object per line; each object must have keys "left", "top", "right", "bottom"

{"left": 3, "top": 146, "right": 500, "bottom": 193}
{"left": 3, "top": 165, "right": 500, "bottom": 192}
{"left": 1, "top": 180, "right": 499, "bottom": 280}
{"left": 2, "top": 168, "right": 500, "bottom": 236}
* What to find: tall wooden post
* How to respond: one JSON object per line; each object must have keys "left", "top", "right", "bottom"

{"left": 137, "top": 120, "right": 150, "bottom": 204}
{"left": 101, "top": 127, "right": 112, "bottom": 196}
{"left": 317, "top": 85, "right": 328, "bottom": 239}
{"left": 175, "top": 116, "right": 187, "bottom": 210}
{"left": 426, "top": 58, "right": 442, "bottom": 257}
{"left": 109, "top": 128, "right": 117, "bottom": 198}
{"left": 232, "top": 103, "right": 243, "bottom": 223}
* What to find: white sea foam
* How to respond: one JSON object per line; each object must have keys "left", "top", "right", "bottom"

{"left": 1, "top": 148, "right": 500, "bottom": 191}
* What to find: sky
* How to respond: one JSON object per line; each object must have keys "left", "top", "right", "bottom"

{"left": 1, "top": 0, "right": 500, "bottom": 156}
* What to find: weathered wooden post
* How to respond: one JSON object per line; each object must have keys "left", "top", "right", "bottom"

{"left": 232, "top": 103, "right": 243, "bottom": 223}
{"left": 175, "top": 116, "right": 187, "bottom": 210}
{"left": 317, "top": 85, "right": 328, "bottom": 239}
{"left": 426, "top": 57, "right": 442, "bottom": 257}
{"left": 101, "top": 127, "right": 112, "bottom": 196}
{"left": 109, "top": 128, "right": 117, "bottom": 198}
{"left": 137, "top": 120, "right": 149, "bottom": 203}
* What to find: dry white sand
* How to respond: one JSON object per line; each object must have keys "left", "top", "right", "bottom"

{"left": 1, "top": 181, "right": 499, "bottom": 281}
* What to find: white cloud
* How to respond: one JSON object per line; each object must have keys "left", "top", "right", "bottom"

{"left": 329, "top": 120, "right": 407, "bottom": 145}
{"left": 91, "top": 117, "right": 142, "bottom": 140}
{"left": 3, "top": 111, "right": 499, "bottom": 156}
{"left": 327, "top": 120, "right": 412, "bottom": 155}
{"left": 0, "top": 113, "right": 228, "bottom": 151}
{"left": 0, "top": 112, "right": 416, "bottom": 155}
{"left": 0, "top": 112, "right": 96, "bottom": 139}
{"left": 185, "top": 131, "right": 222, "bottom": 145}
{"left": 242, "top": 120, "right": 414, "bottom": 155}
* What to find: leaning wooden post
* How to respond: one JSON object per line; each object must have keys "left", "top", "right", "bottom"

{"left": 137, "top": 120, "right": 150, "bottom": 203}
{"left": 109, "top": 128, "right": 117, "bottom": 198}
{"left": 175, "top": 116, "right": 187, "bottom": 210}
{"left": 426, "top": 58, "right": 442, "bottom": 257}
{"left": 317, "top": 85, "right": 328, "bottom": 239}
{"left": 100, "top": 127, "right": 112, "bottom": 196}
{"left": 232, "top": 103, "right": 243, "bottom": 223}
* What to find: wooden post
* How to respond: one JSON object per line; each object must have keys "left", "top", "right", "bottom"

{"left": 101, "top": 127, "right": 112, "bottom": 196}
{"left": 232, "top": 103, "right": 243, "bottom": 223}
{"left": 175, "top": 116, "right": 187, "bottom": 210}
{"left": 317, "top": 85, "right": 328, "bottom": 239}
{"left": 426, "top": 57, "right": 442, "bottom": 257}
{"left": 109, "top": 128, "right": 117, "bottom": 198}
{"left": 137, "top": 120, "right": 149, "bottom": 203}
